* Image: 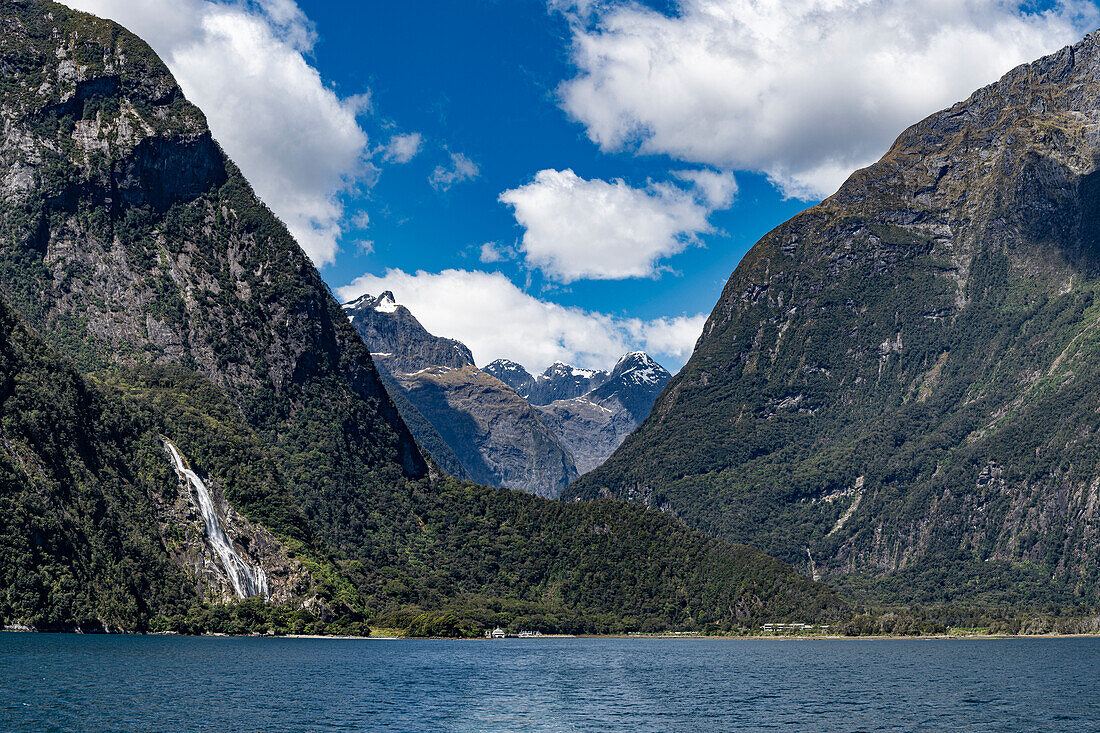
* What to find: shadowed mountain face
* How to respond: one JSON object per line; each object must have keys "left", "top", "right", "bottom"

{"left": 571, "top": 32, "right": 1100, "bottom": 607}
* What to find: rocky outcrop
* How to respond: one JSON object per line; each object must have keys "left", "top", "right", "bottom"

{"left": 159, "top": 440, "right": 316, "bottom": 607}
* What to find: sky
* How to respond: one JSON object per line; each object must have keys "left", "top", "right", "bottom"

{"left": 61, "top": 0, "right": 1100, "bottom": 373}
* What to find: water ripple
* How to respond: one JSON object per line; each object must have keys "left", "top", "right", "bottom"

{"left": 1, "top": 634, "right": 1098, "bottom": 731}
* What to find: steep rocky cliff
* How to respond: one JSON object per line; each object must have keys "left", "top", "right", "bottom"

{"left": 389, "top": 365, "right": 578, "bottom": 498}
{"left": 343, "top": 292, "right": 474, "bottom": 373}
{"left": 0, "top": 0, "right": 428, "bottom": 557}
{"left": 344, "top": 292, "right": 577, "bottom": 497}
{"left": 573, "top": 31, "right": 1100, "bottom": 607}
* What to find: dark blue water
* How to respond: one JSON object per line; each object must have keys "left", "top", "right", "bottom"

{"left": 1, "top": 633, "right": 1097, "bottom": 731}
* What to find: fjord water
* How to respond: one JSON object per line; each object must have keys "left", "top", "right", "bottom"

{"left": 2, "top": 634, "right": 1097, "bottom": 731}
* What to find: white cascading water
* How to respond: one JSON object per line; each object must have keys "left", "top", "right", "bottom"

{"left": 163, "top": 439, "right": 269, "bottom": 600}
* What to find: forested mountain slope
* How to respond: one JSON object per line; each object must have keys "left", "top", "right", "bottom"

{"left": 0, "top": 0, "right": 844, "bottom": 633}
{"left": 572, "top": 31, "right": 1100, "bottom": 607}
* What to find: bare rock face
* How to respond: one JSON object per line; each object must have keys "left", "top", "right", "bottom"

{"left": 535, "top": 397, "right": 639, "bottom": 476}
{"left": 390, "top": 365, "right": 578, "bottom": 499}
{"left": 343, "top": 292, "right": 474, "bottom": 373}
{"left": 572, "top": 31, "right": 1100, "bottom": 606}
{"left": 537, "top": 353, "right": 670, "bottom": 475}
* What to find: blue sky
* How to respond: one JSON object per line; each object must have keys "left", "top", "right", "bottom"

{"left": 64, "top": 0, "right": 1100, "bottom": 372}
{"left": 300, "top": 0, "right": 807, "bottom": 318}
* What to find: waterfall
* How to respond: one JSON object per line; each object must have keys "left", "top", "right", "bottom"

{"left": 163, "top": 439, "right": 269, "bottom": 600}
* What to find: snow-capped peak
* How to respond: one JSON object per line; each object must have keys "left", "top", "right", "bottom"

{"left": 374, "top": 291, "right": 399, "bottom": 313}
{"left": 610, "top": 351, "right": 669, "bottom": 386}
{"left": 487, "top": 358, "right": 527, "bottom": 373}
{"left": 342, "top": 292, "right": 374, "bottom": 311}
{"left": 615, "top": 351, "right": 655, "bottom": 369}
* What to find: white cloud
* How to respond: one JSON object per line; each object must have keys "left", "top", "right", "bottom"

{"left": 672, "top": 169, "right": 738, "bottom": 209}
{"left": 499, "top": 168, "right": 732, "bottom": 283}
{"left": 336, "top": 268, "right": 705, "bottom": 373}
{"left": 479, "top": 241, "right": 516, "bottom": 263}
{"left": 558, "top": 0, "right": 1099, "bottom": 199}
{"left": 61, "top": 0, "right": 371, "bottom": 266}
{"left": 429, "top": 152, "right": 481, "bottom": 191}
{"left": 381, "top": 132, "right": 423, "bottom": 163}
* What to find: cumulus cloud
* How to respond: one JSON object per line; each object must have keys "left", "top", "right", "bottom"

{"left": 672, "top": 169, "right": 738, "bottom": 209}
{"left": 429, "top": 152, "right": 481, "bottom": 191}
{"left": 558, "top": 0, "right": 1099, "bottom": 199}
{"left": 499, "top": 168, "right": 733, "bottom": 283}
{"left": 61, "top": 0, "right": 372, "bottom": 266}
{"left": 381, "top": 132, "right": 423, "bottom": 163}
{"left": 336, "top": 268, "right": 705, "bottom": 372}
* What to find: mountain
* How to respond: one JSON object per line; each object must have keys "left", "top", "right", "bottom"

{"left": 345, "top": 294, "right": 674, "bottom": 486}
{"left": 589, "top": 352, "right": 673, "bottom": 423}
{"left": 0, "top": 294, "right": 340, "bottom": 631}
{"left": 343, "top": 293, "right": 578, "bottom": 497}
{"left": 343, "top": 292, "right": 474, "bottom": 373}
{"left": 527, "top": 362, "right": 611, "bottom": 405}
{"left": 572, "top": 31, "right": 1100, "bottom": 608}
{"left": 483, "top": 358, "right": 535, "bottom": 394}
{"left": 485, "top": 359, "right": 614, "bottom": 404}
{"left": 0, "top": 0, "right": 846, "bottom": 634}
{"left": 536, "top": 353, "right": 672, "bottom": 474}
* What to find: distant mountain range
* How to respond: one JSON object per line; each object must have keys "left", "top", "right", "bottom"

{"left": 343, "top": 292, "right": 671, "bottom": 494}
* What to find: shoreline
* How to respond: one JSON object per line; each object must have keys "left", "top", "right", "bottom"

{"left": 6, "top": 626, "right": 1100, "bottom": 642}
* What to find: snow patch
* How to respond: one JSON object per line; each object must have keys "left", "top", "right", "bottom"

{"left": 374, "top": 292, "right": 399, "bottom": 313}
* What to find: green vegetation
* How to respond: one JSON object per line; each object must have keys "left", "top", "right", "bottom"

{"left": 571, "top": 46, "right": 1100, "bottom": 612}
{"left": 0, "top": 0, "right": 846, "bottom": 636}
